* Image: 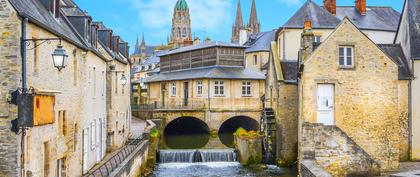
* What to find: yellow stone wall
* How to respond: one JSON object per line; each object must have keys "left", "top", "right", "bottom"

{"left": 412, "top": 60, "right": 420, "bottom": 160}
{"left": 300, "top": 20, "right": 407, "bottom": 171}
{"left": 245, "top": 51, "right": 269, "bottom": 71}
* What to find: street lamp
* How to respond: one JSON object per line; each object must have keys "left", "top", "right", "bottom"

{"left": 120, "top": 74, "right": 128, "bottom": 86}
{"left": 51, "top": 45, "right": 68, "bottom": 71}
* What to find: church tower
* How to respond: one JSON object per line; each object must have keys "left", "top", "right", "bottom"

{"left": 231, "top": 0, "right": 244, "bottom": 43}
{"left": 247, "top": 0, "right": 260, "bottom": 34}
{"left": 170, "top": 0, "right": 192, "bottom": 47}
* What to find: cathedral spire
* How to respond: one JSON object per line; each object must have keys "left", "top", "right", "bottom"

{"left": 231, "top": 0, "right": 244, "bottom": 43}
{"left": 140, "top": 33, "right": 146, "bottom": 55}
{"left": 134, "top": 35, "right": 140, "bottom": 54}
{"left": 248, "top": 0, "right": 260, "bottom": 34}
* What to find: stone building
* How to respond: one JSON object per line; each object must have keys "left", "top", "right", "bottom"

{"left": 298, "top": 18, "right": 410, "bottom": 176}
{"left": 243, "top": 30, "right": 275, "bottom": 72}
{"left": 144, "top": 42, "right": 265, "bottom": 147}
{"left": 231, "top": 0, "right": 261, "bottom": 44}
{"left": 0, "top": 0, "right": 131, "bottom": 176}
{"left": 394, "top": 0, "right": 420, "bottom": 160}
{"left": 276, "top": 0, "right": 401, "bottom": 62}
{"left": 130, "top": 34, "right": 155, "bottom": 65}
{"left": 169, "top": 0, "right": 192, "bottom": 48}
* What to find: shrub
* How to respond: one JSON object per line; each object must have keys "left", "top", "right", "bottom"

{"left": 234, "top": 127, "right": 260, "bottom": 137}
{"left": 150, "top": 128, "right": 159, "bottom": 138}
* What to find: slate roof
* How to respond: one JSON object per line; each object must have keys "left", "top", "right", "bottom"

{"left": 378, "top": 44, "right": 412, "bottom": 80}
{"left": 145, "top": 66, "right": 265, "bottom": 83}
{"left": 399, "top": 0, "right": 420, "bottom": 59}
{"left": 335, "top": 6, "right": 400, "bottom": 31}
{"left": 245, "top": 30, "right": 276, "bottom": 53}
{"left": 160, "top": 42, "right": 246, "bottom": 56}
{"left": 282, "top": 0, "right": 400, "bottom": 31}
{"left": 283, "top": 0, "right": 340, "bottom": 29}
{"left": 280, "top": 61, "right": 298, "bottom": 83}
{"left": 9, "top": 0, "right": 87, "bottom": 50}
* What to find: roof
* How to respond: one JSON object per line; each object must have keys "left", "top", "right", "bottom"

{"left": 133, "top": 46, "right": 156, "bottom": 56}
{"left": 159, "top": 42, "right": 246, "bottom": 56}
{"left": 9, "top": 0, "right": 87, "bottom": 50}
{"left": 245, "top": 30, "right": 276, "bottom": 53}
{"left": 145, "top": 66, "right": 265, "bottom": 83}
{"left": 398, "top": 0, "right": 420, "bottom": 59}
{"left": 175, "top": 0, "right": 188, "bottom": 11}
{"left": 283, "top": 0, "right": 340, "bottom": 29}
{"left": 378, "top": 44, "right": 412, "bottom": 80}
{"left": 335, "top": 6, "right": 401, "bottom": 31}
{"left": 280, "top": 61, "right": 298, "bottom": 83}
{"left": 282, "top": 1, "right": 400, "bottom": 31}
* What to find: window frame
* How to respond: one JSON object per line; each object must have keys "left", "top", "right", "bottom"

{"left": 214, "top": 80, "right": 225, "bottom": 96}
{"left": 196, "top": 81, "right": 203, "bottom": 96}
{"left": 314, "top": 35, "right": 322, "bottom": 43}
{"left": 241, "top": 81, "right": 252, "bottom": 97}
{"left": 170, "top": 82, "right": 177, "bottom": 96}
{"left": 339, "top": 46, "right": 354, "bottom": 68}
{"left": 253, "top": 55, "right": 258, "bottom": 65}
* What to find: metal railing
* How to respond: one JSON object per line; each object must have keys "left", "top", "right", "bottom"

{"left": 83, "top": 134, "right": 149, "bottom": 177}
{"left": 152, "top": 100, "right": 206, "bottom": 110}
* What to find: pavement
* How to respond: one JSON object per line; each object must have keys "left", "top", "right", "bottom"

{"left": 131, "top": 116, "right": 147, "bottom": 138}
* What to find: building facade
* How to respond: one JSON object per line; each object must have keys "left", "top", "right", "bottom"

{"left": 0, "top": 0, "right": 131, "bottom": 176}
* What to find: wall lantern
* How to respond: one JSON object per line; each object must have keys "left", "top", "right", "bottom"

{"left": 51, "top": 45, "right": 68, "bottom": 71}
{"left": 120, "top": 74, "right": 128, "bottom": 86}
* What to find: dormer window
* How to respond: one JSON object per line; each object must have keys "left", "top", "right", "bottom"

{"left": 49, "top": 0, "right": 60, "bottom": 18}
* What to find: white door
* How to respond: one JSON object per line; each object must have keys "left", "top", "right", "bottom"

{"left": 96, "top": 119, "right": 101, "bottom": 162}
{"left": 317, "top": 84, "right": 334, "bottom": 125}
{"left": 83, "top": 128, "right": 89, "bottom": 173}
{"left": 102, "top": 118, "right": 106, "bottom": 158}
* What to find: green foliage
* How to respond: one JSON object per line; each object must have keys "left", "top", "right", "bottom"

{"left": 234, "top": 127, "right": 261, "bottom": 137}
{"left": 150, "top": 128, "right": 159, "bottom": 138}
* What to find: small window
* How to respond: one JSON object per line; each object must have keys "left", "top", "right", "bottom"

{"left": 242, "top": 81, "right": 252, "bottom": 96}
{"left": 314, "top": 35, "right": 322, "bottom": 43}
{"left": 214, "top": 81, "right": 224, "bottom": 96}
{"left": 339, "top": 46, "right": 354, "bottom": 68}
{"left": 196, "top": 81, "right": 203, "bottom": 96}
{"left": 253, "top": 55, "right": 258, "bottom": 65}
{"left": 171, "top": 82, "right": 177, "bottom": 96}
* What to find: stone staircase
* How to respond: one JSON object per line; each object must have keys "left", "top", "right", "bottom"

{"left": 261, "top": 108, "right": 276, "bottom": 164}
{"left": 301, "top": 123, "right": 381, "bottom": 177}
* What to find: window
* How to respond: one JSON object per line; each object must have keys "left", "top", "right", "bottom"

{"left": 57, "top": 158, "right": 66, "bottom": 177}
{"left": 242, "top": 81, "right": 252, "bottom": 96}
{"left": 314, "top": 35, "right": 322, "bottom": 43}
{"left": 196, "top": 81, "right": 203, "bottom": 96}
{"left": 91, "top": 121, "right": 95, "bottom": 150}
{"left": 171, "top": 82, "right": 177, "bottom": 96}
{"left": 253, "top": 55, "right": 258, "bottom": 65}
{"left": 214, "top": 81, "right": 224, "bottom": 96}
{"left": 44, "top": 141, "right": 50, "bottom": 177}
{"left": 339, "top": 46, "right": 354, "bottom": 68}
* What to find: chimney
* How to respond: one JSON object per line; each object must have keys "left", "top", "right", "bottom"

{"left": 301, "top": 20, "right": 314, "bottom": 61}
{"left": 205, "top": 37, "right": 211, "bottom": 44}
{"left": 193, "top": 37, "right": 201, "bottom": 45}
{"left": 183, "top": 39, "right": 193, "bottom": 47}
{"left": 239, "top": 29, "right": 248, "bottom": 45}
{"left": 323, "top": 0, "right": 336, "bottom": 15}
{"left": 355, "top": 0, "right": 366, "bottom": 15}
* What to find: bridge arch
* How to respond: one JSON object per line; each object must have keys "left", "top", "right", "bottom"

{"left": 218, "top": 116, "right": 260, "bottom": 147}
{"left": 163, "top": 116, "right": 210, "bottom": 149}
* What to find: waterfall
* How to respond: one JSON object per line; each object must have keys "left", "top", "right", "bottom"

{"left": 158, "top": 149, "right": 237, "bottom": 163}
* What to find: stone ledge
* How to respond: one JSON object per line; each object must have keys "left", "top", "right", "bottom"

{"left": 301, "top": 160, "right": 333, "bottom": 177}
{"left": 390, "top": 170, "right": 420, "bottom": 177}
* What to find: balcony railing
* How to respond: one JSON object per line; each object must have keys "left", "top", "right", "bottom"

{"left": 151, "top": 100, "right": 206, "bottom": 110}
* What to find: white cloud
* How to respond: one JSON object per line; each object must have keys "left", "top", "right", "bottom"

{"left": 127, "top": 0, "right": 233, "bottom": 39}
{"left": 276, "top": 0, "right": 301, "bottom": 6}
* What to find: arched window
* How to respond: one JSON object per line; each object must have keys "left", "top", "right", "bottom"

{"left": 182, "top": 27, "right": 187, "bottom": 37}
{"left": 253, "top": 55, "right": 258, "bottom": 65}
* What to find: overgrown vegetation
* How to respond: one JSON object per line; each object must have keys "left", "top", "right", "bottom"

{"left": 150, "top": 128, "right": 159, "bottom": 138}
{"left": 234, "top": 127, "right": 261, "bottom": 137}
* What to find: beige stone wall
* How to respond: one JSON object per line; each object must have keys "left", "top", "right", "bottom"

{"left": 0, "top": 0, "right": 21, "bottom": 176}
{"left": 106, "top": 59, "right": 132, "bottom": 151}
{"left": 276, "top": 83, "right": 298, "bottom": 162}
{"left": 300, "top": 20, "right": 405, "bottom": 171}
{"left": 412, "top": 61, "right": 420, "bottom": 160}
{"left": 245, "top": 51, "right": 269, "bottom": 71}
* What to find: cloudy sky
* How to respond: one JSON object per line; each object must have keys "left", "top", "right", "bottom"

{"left": 74, "top": 0, "right": 404, "bottom": 53}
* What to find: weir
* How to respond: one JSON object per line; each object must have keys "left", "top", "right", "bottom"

{"left": 158, "top": 149, "right": 237, "bottom": 163}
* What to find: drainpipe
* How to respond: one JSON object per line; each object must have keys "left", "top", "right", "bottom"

{"left": 409, "top": 80, "right": 412, "bottom": 160}
{"left": 20, "top": 17, "right": 28, "bottom": 177}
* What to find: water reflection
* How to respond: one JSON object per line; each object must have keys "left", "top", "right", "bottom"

{"left": 150, "top": 162, "right": 297, "bottom": 177}
{"left": 163, "top": 134, "right": 210, "bottom": 149}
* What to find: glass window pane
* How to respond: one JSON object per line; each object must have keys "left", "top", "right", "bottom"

{"left": 339, "top": 57, "right": 345, "bottom": 66}
{"left": 346, "top": 48, "right": 352, "bottom": 57}
{"left": 339, "top": 48, "right": 344, "bottom": 56}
